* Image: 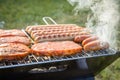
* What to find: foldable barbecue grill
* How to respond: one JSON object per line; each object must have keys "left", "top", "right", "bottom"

{"left": 0, "top": 17, "right": 120, "bottom": 80}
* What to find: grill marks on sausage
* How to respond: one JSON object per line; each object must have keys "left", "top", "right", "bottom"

{"left": 26, "top": 24, "right": 90, "bottom": 43}
{"left": 83, "top": 40, "right": 109, "bottom": 51}
{"left": 74, "top": 35, "right": 109, "bottom": 51}
{"left": 26, "top": 24, "right": 82, "bottom": 33}
{"left": 74, "top": 35, "right": 92, "bottom": 43}
{"left": 81, "top": 36, "right": 109, "bottom": 51}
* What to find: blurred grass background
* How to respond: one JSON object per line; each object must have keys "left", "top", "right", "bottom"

{"left": 0, "top": 0, "right": 120, "bottom": 79}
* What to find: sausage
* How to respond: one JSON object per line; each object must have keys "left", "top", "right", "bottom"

{"left": 83, "top": 40, "right": 109, "bottom": 51}
{"left": 33, "top": 32, "right": 89, "bottom": 43}
{"left": 26, "top": 24, "right": 83, "bottom": 33}
{"left": 82, "top": 36, "right": 99, "bottom": 46}
{"left": 74, "top": 35, "right": 92, "bottom": 43}
{"left": 26, "top": 24, "right": 91, "bottom": 43}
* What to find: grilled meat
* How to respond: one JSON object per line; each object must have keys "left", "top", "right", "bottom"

{"left": 0, "top": 29, "right": 27, "bottom": 37}
{"left": 31, "top": 41, "right": 82, "bottom": 56}
{"left": 0, "top": 43, "right": 31, "bottom": 61}
{"left": 0, "top": 36, "right": 30, "bottom": 45}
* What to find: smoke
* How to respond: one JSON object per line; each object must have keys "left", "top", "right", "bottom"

{"left": 0, "top": 21, "right": 5, "bottom": 29}
{"left": 68, "top": 0, "right": 120, "bottom": 48}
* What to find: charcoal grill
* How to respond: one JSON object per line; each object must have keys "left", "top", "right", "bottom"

{"left": 0, "top": 17, "right": 120, "bottom": 80}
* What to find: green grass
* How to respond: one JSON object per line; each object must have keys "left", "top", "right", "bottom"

{"left": 0, "top": 0, "right": 120, "bottom": 80}
{"left": 0, "top": 0, "right": 90, "bottom": 29}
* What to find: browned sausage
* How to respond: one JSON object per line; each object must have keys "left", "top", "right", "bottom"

{"left": 74, "top": 35, "right": 92, "bottom": 43}
{"left": 26, "top": 24, "right": 83, "bottom": 33}
{"left": 82, "top": 36, "right": 99, "bottom": 46}
{"left": 83, "top": 40, "right": 109, "bottom": 51}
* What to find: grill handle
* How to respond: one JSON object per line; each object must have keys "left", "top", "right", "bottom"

{"left": 42, "top": 17, "right": 57, "bottom": 25}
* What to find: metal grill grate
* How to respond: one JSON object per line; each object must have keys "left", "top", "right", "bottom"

{"left": 0, "top": 48, "right": 116, "bottom": 69}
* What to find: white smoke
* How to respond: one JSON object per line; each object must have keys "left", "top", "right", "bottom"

{"left": 0, "top": 21, "right": 5, "bottom": 28}
{"left": 68, "top": 0, "right": 120, "bottom": 48}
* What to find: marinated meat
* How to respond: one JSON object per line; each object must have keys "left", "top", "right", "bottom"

{"left": 0, "top": 29, "right": 27, "bottom": 37}
{"left": 31, "top": 41, "right": 82, "bottom": 56}
{"left": 0, "top": 36, "right": 30, "bottom": 45}
{"left": 0, "top": 43, "right": 31, "bottom": 61}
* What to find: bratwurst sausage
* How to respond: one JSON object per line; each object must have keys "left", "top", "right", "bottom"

{"left": 82, "top": 36, "right": 99, "bottom": 46}
{"left": 74, "top": 35, "right": 92, "bottom": 43}
{"left": 83, "top": 40, "right": 109, "bottom": 51}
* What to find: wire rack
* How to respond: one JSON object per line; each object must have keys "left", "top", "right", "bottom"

{"left": 0, "top": 48, "right": 116, "bottom": 69}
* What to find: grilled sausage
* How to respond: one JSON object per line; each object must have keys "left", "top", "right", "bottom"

{"left": 82, "top": 36, "right": 99, "bottom": 46}
{"left": 26, "top": 24, "right": 83, "bottom": 33}
{"left": 26, "top": 24, "right": 91, "bottom": 43}
{"left": 83, "top": 40, "right": 109, "bottom": 51}
{"left": 33, "top": 32, "right": 89, "bottom": 43}
{"left": 31, "top": 41, "right": 82, "bottom": 56}
{"left": 74, "top": 35, "right": 92, "bottom": 43}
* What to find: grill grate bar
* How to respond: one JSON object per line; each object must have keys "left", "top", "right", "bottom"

{"left": 3, "top": 62, "right": 6, "bottom": 66}
{"left": 32, "top": 55, "right": 39, "bottom": 62}
{"left": 28, "top": 55, "right": 33, "bottom": 63}
{"left": 9, "top": 62, "right": 13, "bottom": 65}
